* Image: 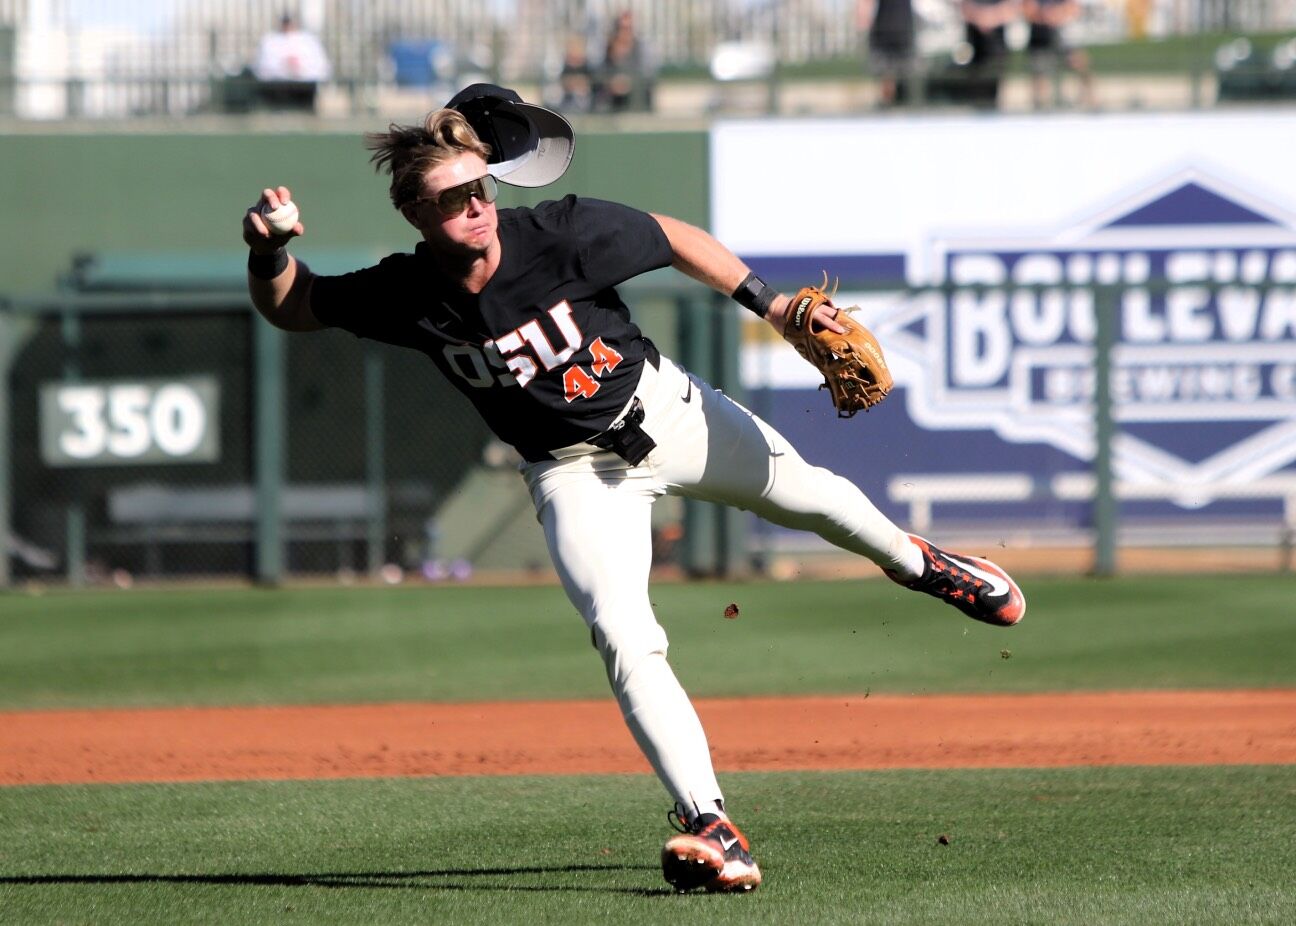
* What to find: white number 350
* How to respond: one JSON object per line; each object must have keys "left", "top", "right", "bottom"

{"left": 56, "top": 383, "right": 208, "bottom": 460}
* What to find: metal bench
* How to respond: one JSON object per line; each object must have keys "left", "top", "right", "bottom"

{"left": 887, "top": 471, "right": 1296, "bottom": 558}
{"left": 101, "top": 482, "right": 377, "bottom": 574}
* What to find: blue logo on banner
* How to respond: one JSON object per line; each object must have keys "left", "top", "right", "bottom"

{"left": 868, "top": 168, "right": 1296, "bottom": 503}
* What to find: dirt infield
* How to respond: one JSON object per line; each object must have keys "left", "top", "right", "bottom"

{"left": 3, "top": 689, "right": 1294, "bottom": 787}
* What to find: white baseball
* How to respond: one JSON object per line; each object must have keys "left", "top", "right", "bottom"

{"left": 260, "top": 200, "right": 299, "bottom": 235}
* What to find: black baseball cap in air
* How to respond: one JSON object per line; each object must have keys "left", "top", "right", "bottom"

{"left": 446, "top": 83, "right": 574, "bottom": 188}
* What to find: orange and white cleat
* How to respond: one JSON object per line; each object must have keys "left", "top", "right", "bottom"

{"left": 661, "top": 808, "right": 762, "bottom": 893}
{"left": 887, "top": 534, "right": 1026, "bottom": 627}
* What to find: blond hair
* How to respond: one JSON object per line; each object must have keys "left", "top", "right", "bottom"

{"left": 364, "top": 110, "right": 492, "bottom": 209}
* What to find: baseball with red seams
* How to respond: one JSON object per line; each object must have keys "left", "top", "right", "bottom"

{"left": 260, "top": 200, "right": 299, "bottom": 235}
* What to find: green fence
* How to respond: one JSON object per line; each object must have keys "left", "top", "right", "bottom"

{"left": 0, "top": 126, "right": 721, "bottom": 588}
{"left": 0, "top": 261, "right": 745, "bottom": 589}
{"left": 7, "top": 232, "right": 1294, "bottom": 586}
{"left": 5, "top": 266, "right": 1154, "bottom": 589}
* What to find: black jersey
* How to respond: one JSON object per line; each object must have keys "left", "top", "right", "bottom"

{"left": 309, "top": 196, "right": 674, "bottom": 458}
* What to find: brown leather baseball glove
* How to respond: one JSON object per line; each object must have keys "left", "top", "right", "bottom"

{"left": 782, "top": 276, "right": 893, "bottom": 417}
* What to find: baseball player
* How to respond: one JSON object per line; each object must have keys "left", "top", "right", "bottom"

{"left": 241, "top": 86, "right": 1025, "bottom": 894}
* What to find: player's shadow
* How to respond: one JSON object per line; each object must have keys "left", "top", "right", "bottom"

{"left": 0, "top": 863, "right": 674, "bottom": 897}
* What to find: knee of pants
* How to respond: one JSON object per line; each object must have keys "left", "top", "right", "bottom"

{"left": 590, "top": 612, "right": 670, "bottom": 691}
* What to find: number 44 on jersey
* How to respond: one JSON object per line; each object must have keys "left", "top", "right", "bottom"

{"left": 444, "top": 301, "right": 624, "bottom": 403}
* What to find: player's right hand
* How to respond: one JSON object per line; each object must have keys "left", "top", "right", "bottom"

{"left": 243, "top": 186, "right": 304, "bottom": 253}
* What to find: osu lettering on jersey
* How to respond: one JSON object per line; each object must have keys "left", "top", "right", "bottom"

{"left": 309, "top": 196, "right": 673, "bottom": 460}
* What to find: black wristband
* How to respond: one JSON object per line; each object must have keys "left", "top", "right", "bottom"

{"left": 248, "top": 248, "right": 289, "bottom": 280}
{"left": 731, "top": 271, "right": 778, "bottom": 318}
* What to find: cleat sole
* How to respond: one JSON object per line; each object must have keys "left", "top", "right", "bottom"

{"left": 662, "top": 834, "right": 725, "bottom": 892}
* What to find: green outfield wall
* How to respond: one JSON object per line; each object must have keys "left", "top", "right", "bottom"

{"left": 0, "top": 128, "right": 710, "bottom": 293}
{"left": 0, "top": 127, "right": 720, "bottom": 584}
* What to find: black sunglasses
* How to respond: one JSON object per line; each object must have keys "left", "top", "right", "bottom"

{"left": 412, "top": 174, "right": 499, "bottom": 216}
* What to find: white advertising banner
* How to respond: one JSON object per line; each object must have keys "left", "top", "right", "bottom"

{"left": 712, "top": 111, "right": 1296, "bottom": 540}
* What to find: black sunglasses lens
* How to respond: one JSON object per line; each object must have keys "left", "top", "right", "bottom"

{"left": 437, "top": 184, "right": 469, "bottom": 214}
{"left": 437, "top": 176, "right": 498, "bottom": 214}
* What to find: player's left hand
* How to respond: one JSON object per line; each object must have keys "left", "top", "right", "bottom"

{"left": 779, "top": 275, "right": 893, "bottom": 417}
{"left": 765, "top": 292, "right": 845, "bottom": 336}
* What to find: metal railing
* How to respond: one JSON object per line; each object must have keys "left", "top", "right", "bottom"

{"left": 3, "top": 1, "right": 1296, "bottom": 119}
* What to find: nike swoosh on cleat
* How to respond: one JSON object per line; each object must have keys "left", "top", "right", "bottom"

{"left": 954, "top": 557, "right": 1010, "bottom": 597}
{"left": 682, "top": 381, "right": 693, "bottom": 402}
{"left": 719, "top": 835, "right": 739, "bottom": 851}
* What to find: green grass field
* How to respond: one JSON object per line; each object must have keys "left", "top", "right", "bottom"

{"left": 2, "top": 574, "right": 1294, "bottom": 924}
{"left": 2, "top": 574, "right": 1294, "bottom": 708}
{"left": 2, "top": 768, "right": 1293, "bottom": 925}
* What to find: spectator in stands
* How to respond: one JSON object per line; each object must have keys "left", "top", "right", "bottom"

{"left": 959, "top": 0, "right": 1018, "bottom": 107}
{"left": 857, "top": 0, "right": 917, "bottom": 108}
{"left": 252, "top": 12, "right": 332, "bottom": 110}
{"left": 1024, "top": 0, "right": 1095, "bottom": 109}
{"left": 557, "top": 33, "right": 595, "bottom": 113}
{"left": 596, "top": 9, "right": 656, "bottom": 112}
{"left": 1124, "top": 0, "right": 1150, "bottom": 40}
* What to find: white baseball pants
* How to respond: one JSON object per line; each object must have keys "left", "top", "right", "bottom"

{"left": 521, "top": 355, "right": 912, "bottom": 816}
